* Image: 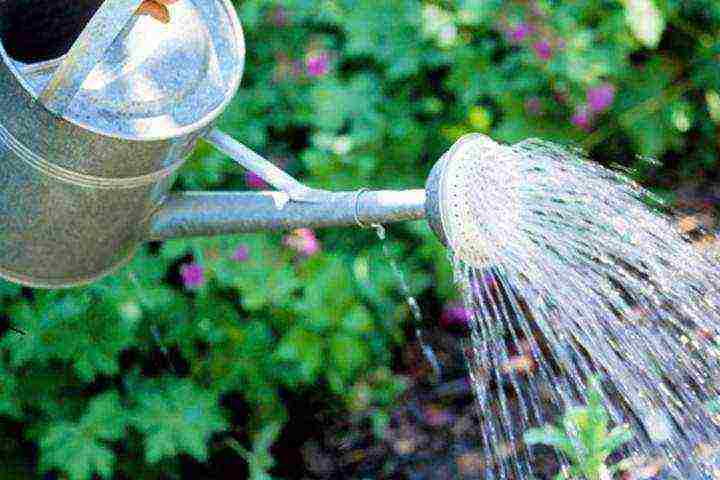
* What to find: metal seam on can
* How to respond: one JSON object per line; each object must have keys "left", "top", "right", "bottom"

{"left": 0, "top": 242, "right": 140, "bottom": 289}
{"left": 0, "top": 121, "right": 185, "bottom": 189}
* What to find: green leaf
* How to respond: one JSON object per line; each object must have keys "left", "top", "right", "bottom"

{"left": 129, "top": 379, "right": 228, "bottom": 463}
{"left": 524, "top": 425, "right": 577, "bottom": 460}
{"left": 457, "top": 0, "right": 502, "bottom": 25}
{"left": 340, "top": 0, "right": 425, "bottom": 79}
{"left": 2, "top": 294, "right": 139, "bottom": 381}
{"left": 81, "top": 392, "right": 128, "bottom": 442}
{"left": 343, "top": 305, "right": 374, "bottom": 334}
{"left": 254, "top": 422, "right": 283, "bottom": 453}
{"left": 602, "top": 424, "right": 633, "bottom": 455}
{"left": 39, "top": 423, "right": 116, "bottom": 480}
{"left": 0, "top": 279, "right": 21, "bottom": 297}
{"left": 228, "top": 422, "right": 283, "bottom": 480}
{"left": 275, "top": 326, "right": 324, "bottom": 384}
{"left": 0, "top": 360, "right": 21, "bottom": 418}
{"left": 330, "top": 333, "right": 370, "bottom": 380}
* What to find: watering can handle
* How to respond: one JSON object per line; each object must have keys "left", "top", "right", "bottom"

{"left": 205, "top": 129, "right": 332, "bottom": 204}
{"left": 38, "top": 0, "right": 144, "bottom": 114}
{"left": 32, "top": 0, "right": 332, "bottom": 204}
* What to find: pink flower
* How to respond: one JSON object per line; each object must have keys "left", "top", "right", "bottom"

{"left": 245, "top": 171, "right": 267, "bottom": 189}
{"left": 232, "top": 245, "right": 250, "bottom": 262}
{"left": 507, "top": 23, "right": 531, "bottom": 43}
{"left": 524, "top": 96, "right": 542, "bottom": 116}
{"left": 283, "top": 228, "right": 321, "bottom": 257}
{"left": 440, "top": 302, "right": 472, "bottom": 329}
{"left": 271, "top": 7, "right": 288, "bottom": 27}
{"left": 306, "top": 52, "right": 330, "bottom": 77}
{"left": 587, "top": 83, "right": 616, "bottom": 113}
{"left": 532, "top": 40, "right": 552, "bottom": 61}
{"left": 571, "top": 106, "right": 592, "bottom": 131}
{"left": 180, "top": 263, "right": 205, "bottom": 289}
{"left": 531, "top": 1, "right": 545, "bottom": 16}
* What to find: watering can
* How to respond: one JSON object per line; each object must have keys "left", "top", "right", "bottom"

{"left": 0, "top": 0, "right": 467, "bottom": 288}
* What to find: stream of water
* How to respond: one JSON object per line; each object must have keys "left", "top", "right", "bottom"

{"left": 448, "top": 139, "right": 720, "bottom": 479}
{"left": 371, "top": 223, "right": 443, "bottom": 383}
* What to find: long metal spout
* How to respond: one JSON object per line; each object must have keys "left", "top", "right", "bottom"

{"left": 147, "top": 189, "right": 427, "bottom": 241}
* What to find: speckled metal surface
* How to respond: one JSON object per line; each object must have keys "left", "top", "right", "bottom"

{"left": 0, "top": 0, "right": 245, "bottom": 287}
{"left": 147, "top": 190, "right": 428, "bottom": 240}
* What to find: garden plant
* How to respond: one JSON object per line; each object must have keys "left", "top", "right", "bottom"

{"left": 523, "top": 377, "right": 634, "bottom": 480}
{"left": 0, "top": 0, "right": 719, "bottom": 478}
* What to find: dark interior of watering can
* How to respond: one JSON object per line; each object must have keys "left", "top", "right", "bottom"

{"left": 0, "top": 0, "right": 102, "bottom": 63}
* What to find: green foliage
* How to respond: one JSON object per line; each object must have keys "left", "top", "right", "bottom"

{"left": 39, "top": 392, "right": 127, "bottom": 480}
{"left": 129, "top": 378, "right": 228, "bottom": 464}
{"left": 228, "top": 423, "right": 283, "bottom": 480}
{"left": 524, "top": 377, "right": 634, "bottom": 480}
{"left": 0, "top": 0, "right": 716, "bottom": 477}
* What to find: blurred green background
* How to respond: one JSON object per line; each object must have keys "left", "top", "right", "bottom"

{"left": 1, "top": 0, "right": 719, "bottom": 478}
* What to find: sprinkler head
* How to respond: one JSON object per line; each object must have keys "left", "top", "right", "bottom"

{"left": 425, "top": 133, "right": 510, "bottom": 269}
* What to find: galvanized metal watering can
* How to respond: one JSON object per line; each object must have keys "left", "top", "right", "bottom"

{"left": 0, "top": 0, "right": 463, "bottom": 288}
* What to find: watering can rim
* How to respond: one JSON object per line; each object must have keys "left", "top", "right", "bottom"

{"left": 0, "top": 0, "right": 247, "bottom": 143}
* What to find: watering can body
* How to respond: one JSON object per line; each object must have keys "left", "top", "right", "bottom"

{"left": 0, "top": 0, "right": 243, "bottom": 287}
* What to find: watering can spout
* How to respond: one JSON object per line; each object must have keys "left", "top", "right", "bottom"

{"left": 146, "top": 189, "right": 428, "bottom": 241}
{"left": 142, "top": 129, "right": 429, "bottom": 241}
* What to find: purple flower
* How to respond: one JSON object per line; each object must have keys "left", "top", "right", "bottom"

{"left": 232, "top": 245, "right": 250, "bottom": 262}
{"left": 524, "top": 97, "right": 542, "bottom": 116}
{"left": 532, "top": 40, "right": 552, "bottom": 61}
{"left": 306, "top": 52, "right": 330, "bottom": 78}
{"left": 441, "top": 302, "right": 472, "bottom": 329}
{"left": 571, "top": 106, "right": 592, "bottom": 131}
{"left": 245, "top": 171, "right": 267, "bottom": 189}
{"left": 283, "top": 228, "right": 321, "bottom": 257}
{"left": 587, "top": 83, "right": 616, "bottom": 113}
{"left": 180, "top": 263, "right": 205, "bottom": 289}
{"left": 291, "top": 60, "right": 304, "bottom": 78}
{"left": 507, "top": 23, "right": 531, "bottom": 43}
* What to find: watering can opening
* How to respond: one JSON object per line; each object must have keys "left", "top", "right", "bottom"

{"left": 0, "top": 0, "right": 246, "bottom": 141}
{"left": 0, "top": 0, "right": 103, "bottom": 64}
